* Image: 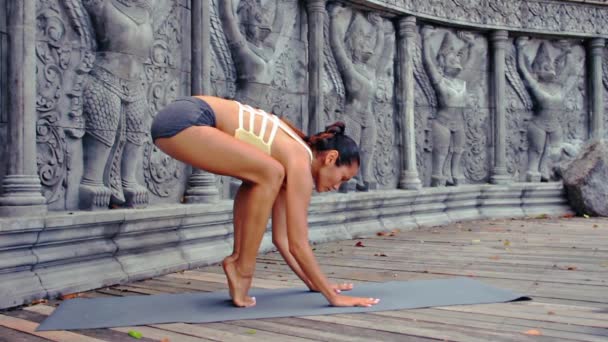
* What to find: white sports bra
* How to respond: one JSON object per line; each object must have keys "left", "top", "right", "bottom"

{"left": 233, "top": 101, "right": 313, "bottom": 162}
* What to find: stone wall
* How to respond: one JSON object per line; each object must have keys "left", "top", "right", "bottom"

{"left": 0, "top": 0, "right": 603, "bottom": 310}
{"left": 0, "top": 0, "right": 7, "bottom": 195}
{"left": 0, "top": 0, "right": 602, "bottom": 212}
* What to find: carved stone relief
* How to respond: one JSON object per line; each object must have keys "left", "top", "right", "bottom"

{"left": 372, "top": 23, "right": 398, "bottom": 188}
{"left": 604, "top": 47, "right": 608, "bottom": 140}
{"left": 218, "top": 0, "right": 303, "bottom": 113}
{"left": 32, "top": 0, "right": 187, "bottom": 210}
{"left": 514, "top": 37, "right": 586, "bottom": 182}
{"left": 327, "top": 3, "right": 395, "bottom": 191}
{"left": 142, "top": 1, "right": 183, "bottom": 201}
{"left": 419, "top": 25, "right": 489, "bottom": 187}
{"left": 370, "top": 0, "right": 608, "bottom": 37}
{"left": 0, "top": 0, "right": 8, "bottom": 194}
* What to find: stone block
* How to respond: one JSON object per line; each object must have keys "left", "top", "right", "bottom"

{"left": 117, "top": 247, "right": 189, "bottom": 281}
{"left": 180, "top": 239, "right": 232, "bottom": 269}
{"left": 114, "top": 230, "right": 181, "bottom": 252}
{"left": 479, "top": 184, "right": 524, "bottom": 219}
{"left": 36, "top": 258, "right": 127, "bottom": 297}
{"left": 445, "top": 185, "right": 483, "bottom": 222}
{"left": 33, "top": 239, "right": 117, "bottom": 265}
{"left": 0, "top": 271, "right": 46, "bottom": 308}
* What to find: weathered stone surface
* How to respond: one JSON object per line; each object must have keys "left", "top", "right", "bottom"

{"left": 563, "top": 140, "right": 608, "bottom": 216}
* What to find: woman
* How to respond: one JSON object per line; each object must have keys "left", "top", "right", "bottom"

{"left": 151, "top": 95, "right": 381, "bottom": 308}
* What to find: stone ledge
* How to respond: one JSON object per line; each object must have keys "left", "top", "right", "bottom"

{"left": 0, "top": 182, "right": 573, "bottom": 309}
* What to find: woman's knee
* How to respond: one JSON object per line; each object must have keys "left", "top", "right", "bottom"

{"left": 258, "top": 161, "right": 285, "bottom": 192}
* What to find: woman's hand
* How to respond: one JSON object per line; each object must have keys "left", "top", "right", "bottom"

{"left": 309, "top": 282, "right": 354, "bottom": 294}
{"left": 329, "top": 294, "right": 380, "bottom": 307}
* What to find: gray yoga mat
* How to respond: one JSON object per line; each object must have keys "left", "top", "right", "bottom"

{"left": 37, "top": 277, "right": 529, "bottom": 331}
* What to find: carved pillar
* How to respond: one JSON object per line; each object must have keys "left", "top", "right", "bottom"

{"left": 490, "top": 30, "right": 510, "bottom": 184}
{"left": 306, "top": 0, "right": 325, "bottom": 135}
{"left": 0, "top": 0, "right": 47, "bottom": 216}
{"left": 397, "top": 16, "right": 422, "bottom": 190}
{"left": 183, "top": 0, "right": 219, "bottom": 203}
{"left": 588, "top": 38, "right": 605, "bottom": 141}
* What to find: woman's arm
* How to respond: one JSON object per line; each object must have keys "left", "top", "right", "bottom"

{"left": 272, "top": 188, "right": 352, "bottom": 293}
{"left": 284, "top": 158, "right": 379, "bottom": 307}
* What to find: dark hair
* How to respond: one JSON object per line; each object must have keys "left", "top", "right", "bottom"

{"left": 280, "top": 119, "right": 360, "bottom": 167}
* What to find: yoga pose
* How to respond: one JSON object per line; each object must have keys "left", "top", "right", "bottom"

{"left": 151, "top": 96, "right": 380, "bottom": 308}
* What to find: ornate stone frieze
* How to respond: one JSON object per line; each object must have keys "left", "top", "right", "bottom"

{"left": 364, "top": 0, "right": 608, "bottom": 37}
{"left": 142, "top": 1, "right": 182, "bottom": 198}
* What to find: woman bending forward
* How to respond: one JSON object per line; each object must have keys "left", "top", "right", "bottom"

{"left": 151, "top": 95, "right": 380, "bottom": 308}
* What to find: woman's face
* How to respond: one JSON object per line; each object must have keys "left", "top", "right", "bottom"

{"left": 314, "top": 152, "right": 359, "bottom": 192}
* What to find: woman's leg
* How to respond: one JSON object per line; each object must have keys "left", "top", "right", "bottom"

{"left": 227, "top": 182, "right": 250, "bottom": 261}
{"left": 155, "top": 126, "right": 285, "bottom": 307}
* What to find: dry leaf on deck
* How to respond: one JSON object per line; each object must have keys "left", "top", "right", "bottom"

{"left": 489, "top": 255, "right": 500, "bottom": 260}
{"left": 562, "top": 213, "right": 575, "bottom": 218}
{"left": 355, "top": 241, "right": 365, "bottom": 247}
{"left": 60, "top": 293, "right": 80, "bottom": 300}
{"left": 524, "top": 329, "right": 542, "bottom": 336}
{"left": 377, "top": 231, "right": 390, "bottom": 237}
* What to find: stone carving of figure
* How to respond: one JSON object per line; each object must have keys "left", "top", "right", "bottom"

{"left": 516, "top": 37, "right": 580, "bottom": 182}
{"left": 77, "top": 0, "right": 154, "bottom": 209}
{"left": 219, "top": 0, "right": 284, "bottom": 106}
{"left": 421, "top": 26, "right": 481, "bottom": 187}
{"left": 329, "top": 4, "right": 386, "bottom": 191}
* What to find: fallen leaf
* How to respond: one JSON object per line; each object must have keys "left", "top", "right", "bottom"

{"left": 503, "top": 239, "right": 511, "bottom": 247}
{"left": 128, "top": 330, "right": 143, "bottom": 339}
{"left": 355, "top": 241, "right": 365, "bottom": 247}
{"left": 547, "top": 311, "right": 556, "bottom": 315}
{"left": 535, "top": 214, "right": 548, "bottom": 219}
{"left": 377, "top": 231, "right": 390, "bottom": 236}
{"left": 562, "top": 213, "right": 575, "bottom": 218}
{"left": 524, "top": 329, "right": 542, "bottom": 336}
{"left": 489, "top": 255, "right": 501, "bottom": 260}
{"left": 30, "top": 299, "right": 48, "bottom": 305}
{"left": 471, "top": 239, "right": 481, "bottom": 244}
{"left": 60, "top": 293, "right": 80, "bottom": 300}
{"left": 566, "top": 266, "right": 577, "bottom": 271}
{"left": 246, "top": 329, "right": 257, "bottom": 335}
{"left": 583, "top": 214, "right": 590, "bottom": 218}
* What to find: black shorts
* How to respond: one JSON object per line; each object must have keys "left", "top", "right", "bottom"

{"left": 150, "top": 96, "right": 216, "bottom": 141}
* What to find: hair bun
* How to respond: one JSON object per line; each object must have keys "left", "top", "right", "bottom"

{"left": 325, "top": 121, "right": 345, "bottom": 135}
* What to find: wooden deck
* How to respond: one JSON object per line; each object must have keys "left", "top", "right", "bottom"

{"left": 1, "top": 216, "right": 607, "bottom": 341}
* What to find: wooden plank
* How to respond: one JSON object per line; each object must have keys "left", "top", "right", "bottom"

{"left": 25, "top": 305, "right": 214, "bottom": 342}
{"left": 374, "top": 310, "right": 608, "bottom": 342}
{"left": 435, "top": 302, "right": 608, "bottom": 328}
{"left": 0, "top": 325, "right": 51, "bottom": 342}
{"left": 0, "top": 313, "right": 108, "bottom": 342}
{"left": 228, "top": 318, "right": 434, "bottom": 342}
{"left": 300, "top": 313, "right": 554, "bottom": 342}
{"left": 9, "top": 307, "right": 156, "bottom": 342}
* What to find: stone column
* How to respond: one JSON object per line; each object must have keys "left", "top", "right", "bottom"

{"left": 588, "top": 38, "right": 605, "bottom": 141}
{"left": 490, "top": 30, "right": 511, "bottom": 184}
{"left": 0, "top": 0, "right": 47, "bottom": 216}
{"left": 306, "top": 0, "right": 325, "bottom": 135}
{"left": 397, "top": 16, "right": 422, "bottom": 190}
{"left": 183, "top": 0, "right": 219, "bottom": 203}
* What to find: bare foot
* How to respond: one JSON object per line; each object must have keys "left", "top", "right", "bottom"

{"left": 222, "top": 257, "right": 255, "bottom": 307}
